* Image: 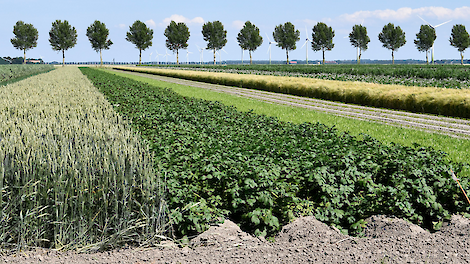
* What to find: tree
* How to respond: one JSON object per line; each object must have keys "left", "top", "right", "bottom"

{"left": 202, "top": 21, "right": 227, "bottom": 65}
{"left": 126, "top": 20, "right": 153, "bottom": 65}
{"left": 348, "top": 24, "right": 370, "bottom": 64}
{"left": 449, "top": 24, "right": 470, "bottom": 65}
{"left": 378, "top": 23, "right": 406, "bottom": 64}
{"left": 11, "top": 21, "right": 38, "bottom": 64}
{"left": 237, "top": 21, "right": 263, "bottom": 65}
{"left": 414, "top": 25, "right": 436, "bottom": 65}
{"left": 273, "top": 22, "right": 300, "bottom": 64}
{"left": 164, "top": 21, "right": 190, "bottom": 64}
{"left": 86, "top": 20, "right": 113, "bottom": 66}
{"left": 49, "top": 20, "right": 77, "bottom": 66}
{"left": 311, "top": 22, "right": 335, "bottom": 65}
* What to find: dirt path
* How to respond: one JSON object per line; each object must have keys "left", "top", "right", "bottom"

{"left": 111, "top": 69, "right": 470, "bottom": 139}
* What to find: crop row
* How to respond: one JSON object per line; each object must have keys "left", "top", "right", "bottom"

{"left": 115, "top": 66, "right": 470, "bottom": 119}
{"left": 156, "top": 65, "right": 470, "bottom": 89}
{"left": 0, "top": 64, "right": 54, "bottom": 85}
{"left": 81, "top": 67, "right": 468, "bottom": 238}
{"left": 0, "top": 67, "right": 165, "bottom": 251}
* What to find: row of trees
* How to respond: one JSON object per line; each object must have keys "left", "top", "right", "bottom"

{"left": 9, "top": 19, "right": 470, "bottom": 65}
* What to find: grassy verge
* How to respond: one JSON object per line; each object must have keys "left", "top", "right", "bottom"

{"left": 107, "top": 69, "right": 470, "bottom": 176}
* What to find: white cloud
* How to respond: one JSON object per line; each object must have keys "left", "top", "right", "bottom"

{"left": 302, "top": 19, "right": 317, "bottom": 26}
{"left": 158, "top": 14, "right": 205, "bottom": 27}
{"left": 339, "top": 6, "right": 470, "bottom": 23}
{"left": 117, "top": 24, "right": 126, "bottom": 29}
{"left": 232, "top": 20, "right": 245, "bottom": 30}
{"left": 145, "top": 19, "right": 156, "bottom": 28}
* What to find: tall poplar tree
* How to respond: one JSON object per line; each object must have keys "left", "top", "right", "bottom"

{"left": 49, "top": 20, "right": 77, "bottom": 66}
{"left": 126, "top": 20, "right": 154, "bottom": 65}
{"left": 449, "top": 24, "right": 470, "bottom": 65}
{"left": 273, "top": 22, "right": 300, "bottom": 64}
{"left": 311, "top": 22, "right": 335, "bottom": 65}
{"left": 164, "top": 21, "right": 190, "bottom": 64}
{"left": 11, "top": 21, "right": 38, "bottom": 64}
{"left": 86, "top": 20, "right": 113, "bottom": 66}
{"left": 378, "top": 23, "right": 406, "bottom": 64}
{"left": 414, "top": 25, "right": 436, "bottom": 65}
{"left": 202, "top": 21, "right": 227, "bottom": 65}
{"left": 237, "top": 21, "right": 263, "bottom": 65}
{"left": 349, "top": 24, "right": 370, "bottom": 64}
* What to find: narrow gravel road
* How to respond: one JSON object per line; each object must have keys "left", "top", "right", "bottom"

{"left": 111, "top": 69, "right": 470, "bottom": 139}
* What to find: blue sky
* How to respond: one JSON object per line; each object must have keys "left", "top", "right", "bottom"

{"left": 1, "top": 0, "right": 470, "bottom": 63}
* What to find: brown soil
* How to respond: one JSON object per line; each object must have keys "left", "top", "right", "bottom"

{"left": 3, "top": 215, "right": 470, "bottom": 263}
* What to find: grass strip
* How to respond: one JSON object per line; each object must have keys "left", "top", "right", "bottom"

{"left": 114, "top": 66, "right": 470, "bottom": 119}
{"left": 82, "top": 67, "right": 468, "bottom": 238}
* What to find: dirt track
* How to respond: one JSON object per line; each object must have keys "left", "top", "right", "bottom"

{"left": 111, "top": 69, "right": 470, "bottom": 139}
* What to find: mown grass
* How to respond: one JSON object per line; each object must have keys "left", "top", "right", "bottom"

{"left": 106, "top": 69, "right": 470, "bottom": 176}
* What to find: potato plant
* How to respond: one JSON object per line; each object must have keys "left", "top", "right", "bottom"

{"left": 81, "top": 68, "right": 468, "bottom": 237}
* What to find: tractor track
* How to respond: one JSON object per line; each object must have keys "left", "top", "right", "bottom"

{"left": 110, "top": 69, "right": 470, "bottom": 139}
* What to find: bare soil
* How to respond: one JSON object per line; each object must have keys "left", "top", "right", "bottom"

{"left": 3, "top": 215, "right": 470, "bottom": 263}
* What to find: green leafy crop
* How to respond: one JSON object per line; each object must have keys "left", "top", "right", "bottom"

{"left": 80, "top": 67, "right": 468, "bottom": 237}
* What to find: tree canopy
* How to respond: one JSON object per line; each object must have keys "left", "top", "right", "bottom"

{"left": 126, "top": 20, "right": 154, "bottom": 65}
{"left": 378, "top": 23, "right": 406, "bottom": 64}
{"left": 237, "top": 21, "right": 263, "bottom": 65}
{"left": 311, "top": 22, "right": 335, "bottom": 65}
{"left": 273, "top": 22, "right": 300, "bottom": 64}
{"left": 202, "top": 21, "right": 227, "bottom": 64}
{"left": 11, "top": 21, "right": 38, "bottom": 64}
{"left": 449, "top": 24, "right": 470, "bottom": 65}
{"left": 164, "top": 21, "right": 190, "bottom": 64}
{"left": 49, "top": 20, "right": 77, "bottom": 66}
{"left": 86, "top": 20, "right": 113, "bottom": 66}
{"left": 348, "top": 24, "right": 370, "bottom": 64}
{"left": 414, "top": 25, "right": 436, "bottom": 65}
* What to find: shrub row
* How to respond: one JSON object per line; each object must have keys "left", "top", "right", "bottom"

{"left": 81, "top": 67, "right": 468, "bottom": 238}
{"left": 114, "top": 66, "right": 470, "bottom": 119}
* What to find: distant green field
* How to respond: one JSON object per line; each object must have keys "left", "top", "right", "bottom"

{"left": 0, "top": 64, "right": 54, "bottom": 85}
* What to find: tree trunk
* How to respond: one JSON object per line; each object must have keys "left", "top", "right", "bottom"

{"left": 250, "top": 50, "right": 252, "bottom": 65}
{"left": 391, "top": 50, "right": 394, "bottom": 65}
{"left": 322, "top": 49, "right": 325, "bottom": 65}
{"left": 286, "top": 49, "right": 289, "bottom": 64}
{"left": 358, "top": 50, "right": 361, "bottom": 65}
{"left": 177, "top": 49, "right": 179, "bottom": 64}
{"left": 213, "top": 49, "right": 216, "bottom": 65}
{"left": 139, "top": 49, "right": 142, "bottom": 65}
{"left": 461, "top": 52, "right": 464, "bottom": 65}
{"left": 426, "top": 50, "right": 429, "bottom": 65}
{"left": 62, "top": 50, "right": 65, "bottom": 67}
{"left": 100, "top": 49, "right": 103, "bottom": 66}
{"left": 23, "top": 49, "right": 26, "bottom": 64}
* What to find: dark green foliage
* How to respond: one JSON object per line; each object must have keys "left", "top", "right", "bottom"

{"left": 164, "top": 21, "right": 190, "bottom": 64}
{"left": 378, "top": 23, "right": 406, "bottom": 64}
{"left": 81, "top": 68, "right": 467, "bottom": 238}
{"left": 349, "top": 25, "right": 370, "bottom": 64}
{"left": 48, "top": 20, "right": 77, "bottom": 66}
{"left": 449, "top": 24, "right": 470, "bottom": 65}
{"left": 237, "top": 21, "right": 263, "bottom": 65}
{"left": 311, "top": 22, "right": 335, "bottom": 64}
{"left": 414, "top": 25, "right": 436, "bottom": 64}
{"left": 273, "top": 22, "right": 300, "bottom": 64}
{"left": 0, "top": 64, "right": 54, "bottom": 86}
{"left": 86, "top": 20, "right": 113, "bottom": 66}
{"left": 202, "top": 21, "right": 227, "bottom": 65}
{"left": 126, "top": 20, "right": 154, "bottom": 65}
{"left": 10, "top": 21, "right": 38, "bottom": 64}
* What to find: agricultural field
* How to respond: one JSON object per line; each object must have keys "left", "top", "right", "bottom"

{"left": 152, "top": 64, "right": 470, "bottom": 89}
{"left": 115, "top": 66, "right": 470, "bottom": 119}
{"left": 0, "top": 67, "right": 166, "bottom": 252}
{"left": 0, "top": 64, "right": 54, "bottom": 85}
{"left": 80, "top": 67, "right": 468, "bottom": 240}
